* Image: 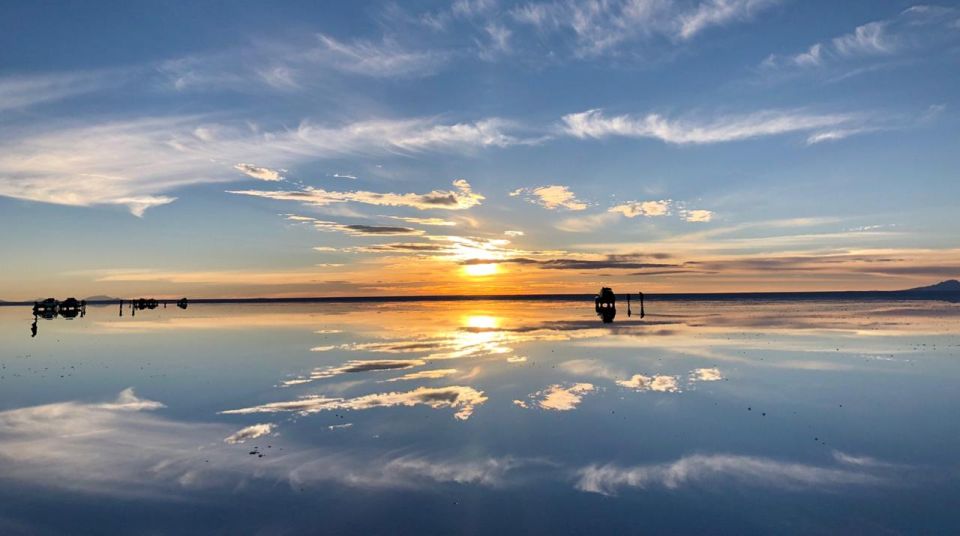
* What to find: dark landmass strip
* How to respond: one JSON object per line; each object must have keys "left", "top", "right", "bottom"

{"left": 2, "top": 284, "right": 958, "bottom": 307}
{"left": 908, "top": 279, "right": 960, "bottom": 292}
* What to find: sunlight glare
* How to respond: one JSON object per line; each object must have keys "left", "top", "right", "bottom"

{"left": 462, "top": 263, "right": 499, "bottom": 277}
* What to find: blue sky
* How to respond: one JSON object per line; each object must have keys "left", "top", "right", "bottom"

{"left": 1, "top": 0, "right": 958, "bottom": 299}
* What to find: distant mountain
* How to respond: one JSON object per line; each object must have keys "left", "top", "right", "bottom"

{"left": 85, "top": 295, "right": 121, "bottom": 302}
{"left": 906, "top": 280, "right": 960, "bottom": 292}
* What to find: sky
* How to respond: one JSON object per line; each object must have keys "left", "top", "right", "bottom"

{"left": 1, "top": 0, "right": 959, "bottom": 300}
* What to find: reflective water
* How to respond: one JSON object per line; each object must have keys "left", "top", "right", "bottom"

{"left": 1, "top": 300, "right": 959, "bottom": 534}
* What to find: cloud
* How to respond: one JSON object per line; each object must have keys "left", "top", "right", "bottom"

{"left": 234, "top": 163, "right": 284, "bottom": 181}
{"left": 562, "top": 108, "right": 862, "bottom": 145}
{"left": 609, "top": 199, "right": 672, "bottom": 217}
{"left": 312, "top": 34, "right": 449, "bottom": 78}
{"left": 222, "top": 385, "right": 488, "bottom": 420}
{"left": 390, "top": 216, "right": 458, "bottom": 226}
{"left": 313, "top": 221, "right": 426, "bottom": 236}
{"left": 762, "top": 6, "right": 960, "bottom": 73}
{"left": 160, "top": 33, "right": 448, "bottom": 92}
{"left": 678, "top": 0, "right": 781, "bottom": 40}
{"left": 0, "top": 391, "right": 520, "bottom": 499}
{"left": 231, "top": 179, "right": 485, "bottom": 211}
{"left": 690, "top": 367, "right": 723, "bottom": 382}
{"left": 529, "top": 383, "right": 595, "bottom": 411}
{"left": 508, "top": 0, "right": 779, "bottom": 57}
{"left": 617, "top": 374, "right": 681, "bottom": 393}
{"left": 504, "top": 230, "right": 525, "bottom": 237}
{"left": 283, "top": 359, "right": 427, "bottom": 386}
{"left": 96, "top": 387, "right": 166, "bottom": 411}
{"left": 0, "top": 70, "right": 126, "bottom": 113}
{"left": 575, "top": 453, "right": 887, "bottom": 495}
{"left": 332, "top": 173, "right": 358, "bottom": 180}
{"left": 680, "top": 209, "right": 714, "bottom": 222}
{"left": 0, "top": 113, "right": 513, "bottom": 215}
{"left": 224, "top": 423, "right": 275, "bottom": 444}
{"left": 470, "top": 254, "right": 678, "bottom": 271}
{"left": 511, "top": 185, "right": 588, "bottom": 210}
{"left": 383, "top": 369, "right": 459, "bottom": 382}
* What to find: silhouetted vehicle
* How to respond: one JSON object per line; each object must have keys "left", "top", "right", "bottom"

{"left": 136, "top": 298, "right": 159, "bottom": 310}
{"left": 595, "top": 287, "right": 617, "bottom": 323}
{"left": 177, "top": 297, "right": 188, "bottom": 309}
{"left": 59, "top": 297, "right": 84, "bottom": 319}
{"left": 33, "top": 298, "right": 58, "bottom": 319}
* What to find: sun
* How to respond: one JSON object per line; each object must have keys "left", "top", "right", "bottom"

{"left": 462, "top": 263, "right": 499, "bottom": 277}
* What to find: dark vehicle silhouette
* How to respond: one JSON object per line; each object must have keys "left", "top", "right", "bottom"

{"left": 33, "top": 298, "right": 59, "bottom": 319}
{"left": 595, "top": 287, "right": 617, "bottom": 323}
{"left": 136, "top": 298, "right": 159, "bottom": 310}
{"left": 177, "top": 297, "right": 188, "bottom": 309}
{"left": 59, "top": 297, "right": 85, "bottom": 319}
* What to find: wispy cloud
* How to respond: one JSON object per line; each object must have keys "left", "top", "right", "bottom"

{"left": 232, "top": 179, "right": 485, "bottom": 211}
{"left": 576, "top": 453, "right": 889, "bottom": 495}
{"left": 222, "top": 385, "right": 488, "bottom": 420}
{"left": 761, "top": 5, "right": 960, "bottom": 73}
{"left": 678, "top": 0, "right": 781, "bottom": 40}
{"left": 511, "top": 185, "right": 588, "bottom": 210}
{"left": 224, "top": 423, "right": 274, "bottom": 444}
{"left": 0, "top": 113, "right": 509, "bottom": 215}
{"left": 562, "top": 108, "right": 863, "bottom": 145}
{"left": 509, "top": 0, "right": 781, "bottom": 56}
{"left": 0, "top": 70, "right": 126, "bottom": 113}
{"left": 389, "top": 216, "right": 458, "bottom": 226}
{"left": 283, "top": 359, "right": 426, "bottom": 386}
{"left": 0, "top": 390, "right": 521, "bottom": 498}
{"left": 234, "top": 163, "right": 285, "bottom": 181}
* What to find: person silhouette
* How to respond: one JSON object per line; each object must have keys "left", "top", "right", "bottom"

{"left": 30, "top": 315, "right": 38, "bottom": 338}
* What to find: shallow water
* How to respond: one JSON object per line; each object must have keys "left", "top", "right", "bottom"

{"left": 1, "top": 300, "right": 959, "bottom": 534}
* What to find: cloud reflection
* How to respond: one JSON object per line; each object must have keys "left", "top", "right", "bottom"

{"left": 529, "top": 383, "right": 595, "bottom": 411}
{"left": 576, "top": 453, "right": 890, "bottom": 496}
{"left": 222, "top": 385, "right": 487, "bottom": 420}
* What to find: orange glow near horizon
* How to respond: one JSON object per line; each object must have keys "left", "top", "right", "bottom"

{"left": 462, "top": 263, "right": 499, "bottom": 278}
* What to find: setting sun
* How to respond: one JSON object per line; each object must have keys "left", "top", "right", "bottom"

{"left": 462, "top": 263, "right": 498, "bottom": 278}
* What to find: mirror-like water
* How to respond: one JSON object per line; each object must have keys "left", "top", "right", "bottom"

{"left": 1, "top": 300, "right": 958, "bottom": 534}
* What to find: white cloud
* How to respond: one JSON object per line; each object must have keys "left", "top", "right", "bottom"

{"left": 609, "top": 200, "right": 672, "bottom": 217}
{"left": 690, "top": 367, "right": 723, "bottom": 381}
{"left": 224, "top": 423, "right": 275, "bottom": 444}
{"left": 680, "top": 209, "right": 714, "bottom": 222}
{"left": 312, "top": 34, "right": 449, "bottom": 78}
{"left": 678, "top": 0, "right": 781, "bottom": 40}
{"left": 562, "top": 108, "right": 860, "bottom": 145}
{"left": 234, "top": 163, "right": 284, "bottom": 181}
{"left": 762, "top": 6, "right": 960, "bottom": 72}
{"left": 222, "top": 385, "right": 488, "bottom": 421}
{"left": 0, "top": 391, "right": 520, "bottom": 498}
{"left": 96, "top": 387, "right": 166, "bottom": 411}
{"left": 232, "top": 179, "right": 485, "bottom": 212}
{"left": 508, "top": 0, "right": 780, "bottom": 56}
{"left": 617, "top": 374, "right": 680, "bottom": 392}
{"left": 529, "top": 383, "right": 595, "bottom": 410}
{"left": 511, "top": 185, "right": 588, "bottom": 210}
{"left": 576, "top": 453, "right": 886, "bottom": 495}
{"left": 0, "top": 70, "right": 125, "bottom": 113}
{"left": 504, "top": 230, "right": 525, "bottom": 237}
{"left": 0, "top": 114, "right": 511, "bottom": 215}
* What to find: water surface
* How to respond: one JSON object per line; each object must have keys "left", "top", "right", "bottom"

{"left": 1, "top": 300, "right": 959, "bottom": 534}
